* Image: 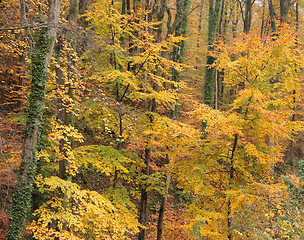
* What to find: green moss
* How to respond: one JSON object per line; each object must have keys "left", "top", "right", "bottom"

{"left": 204, "top": 0, "right": 222, "bottom": 107}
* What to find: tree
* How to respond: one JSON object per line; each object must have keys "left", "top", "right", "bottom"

{"left": 6, "top": 1, "right": 61, "bottom": 239}
{"left": 156, "top": 0, "right": 191, "bottom": 238}
{"left": 184, "top": 25, "right": 304, "bottom": 239}
{"left": 63, "top": 1, "right": 188, "bottom": 239}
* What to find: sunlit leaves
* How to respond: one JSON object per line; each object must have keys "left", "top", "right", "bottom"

{"left": 74, "top": 145, "right": 133, "bottom": 176}
{"left": 180, "top": 25, "right": 304, "bottom": 239}
{"left": 29, "top": 176, "right": 139, "bottom": 239}
{"left": 82, "top": 0, "right": 185, "bottom": 107}
{"left": 38, "top": 120, "right": 83, "bottom": 176}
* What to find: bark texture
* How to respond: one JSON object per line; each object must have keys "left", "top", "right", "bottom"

{"left": 204, "top": 0, "right": 222, "bottom": 107}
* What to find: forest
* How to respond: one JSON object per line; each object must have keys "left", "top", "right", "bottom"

{"left": 0, "top": 0, "right": 304, "bottom": 239}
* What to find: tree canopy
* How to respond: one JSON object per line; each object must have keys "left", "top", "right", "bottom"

{"left": 1, "top": 0, "right": 304, "bottom": 239}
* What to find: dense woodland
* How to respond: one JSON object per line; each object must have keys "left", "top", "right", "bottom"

{"left": 1, "top": 0, "right": 304, "bottom": 239}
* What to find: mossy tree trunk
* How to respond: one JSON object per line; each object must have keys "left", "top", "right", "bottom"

{"left": 204, "top": 0, "right": 222, "bottom": 107}
{"left": 6, "top": 1, "right": 61, "bottom": 239}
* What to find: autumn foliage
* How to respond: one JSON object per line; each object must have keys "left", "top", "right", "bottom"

{"left": 1, "top": 0, "right": 304, "bottom": 240}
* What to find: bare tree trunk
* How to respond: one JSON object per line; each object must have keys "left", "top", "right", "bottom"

{"left": 138, "top": 147, "right": 151, "bottom": 240}
{"left": 268, "top": 0, "right": 276, "bottom": 33}
{"left": 232, "top": 8, "right": 238, "bottom": 38}
{"left": 196, "top": 0, "right": 203, "bottom": 48}
{"left": 6, "top": 1, "right": 61, "bottom": 239}
{"left": 227, "top": 134, "right": 238, "bottom": 240}
{"left": 244, "top": 0, "right": 254, "bottom": 33}
{"left": 290, "top": 3, "right": 298, "bottom": 166}
{"left": 280, "top": 0, "right": 292, "bottom": 22}
{"left": 296, "top": 1, "right": 298, "bottom": 32}
{"left": 260, "top": 0, "right": 266, "bottom": 37}
{"left": 156, "top": 156, "right": 171, "bottom": 240}
{"left": 215, "top": 69, "right": 219, "bottom": 110}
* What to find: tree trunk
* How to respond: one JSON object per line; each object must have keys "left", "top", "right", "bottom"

{"left": 156, "top": 0, "right": 167, "bottom": 42}
{"left": 243, "top": 0, "right": 254, "bottom": 34}
{"left": 6, "top": 1, "right": 61, "bottom": 239}
{"left": 268, "top": 0, "right": 276, "bottom": 33}
{"left": 290, "top": 4, "right": 298, "bottom": 166}
{"left": 227, "top": 134, "right": 238, "bottom": 240}
{"left": 138, "top": 147, "right": 151, "bottom": 240}
{"left": 122, "top": 0, "right": 126, "bottom": 14}
{"left": 296, "top": 1, "right": 298, "bottom": 32}
{"left": 156, "top": 155, "right": 171, "bottom": 240}
{"left": 232, "top": 8, "right": 238, "bottom": 38}
{"left": 171, "top": 0, "right": 190, "bottom": 118}
{"left": 196, "top": 0, "right": 204, "bottom": 48}
{"left": 280, "top": 0, "right": 292, "bottom": 22}
{"left": 204, "top": 0, "right": 222, "bottom": 107}
{"left": 260, "top": 0, "right": 266, "bottom": 37}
